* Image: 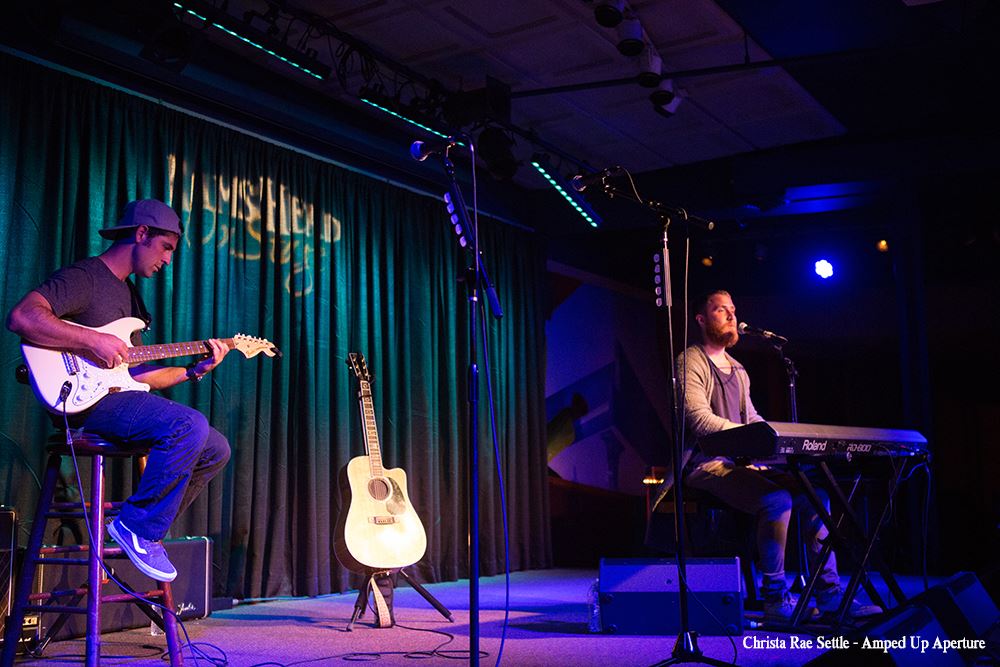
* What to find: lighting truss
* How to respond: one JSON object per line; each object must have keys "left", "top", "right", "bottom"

{"left": 172, "top": 1, "right": 330, "bottom": 80}
{"left": 358, "top": 95, "right": 455, "bottom": 141}
{"left": 530, "top": 155, "right": 602, "bottom": 228}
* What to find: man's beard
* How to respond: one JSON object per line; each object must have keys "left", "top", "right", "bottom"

{"left": 705, "top": 320, "right": 739, "bottom": 348}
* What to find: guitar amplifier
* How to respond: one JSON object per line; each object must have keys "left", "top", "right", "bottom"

{"left": 599, "top": 557, "right": 743, "bottom": 635}
{"left": 38, "top": 535, "right": 212, "bottom": 641}
{"left": 0, "top": 507, "right": 41, "bottom": 652}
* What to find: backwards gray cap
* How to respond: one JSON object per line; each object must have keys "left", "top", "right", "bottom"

{"left": 99, "top": 199, "right": 183, "bottom": 239}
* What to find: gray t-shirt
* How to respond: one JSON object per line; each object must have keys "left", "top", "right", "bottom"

{"left": 35, "top": 256, "right": 144, "bottom": 343}
{"left": 709, "top": 359, "right": 746, "bottom": 425}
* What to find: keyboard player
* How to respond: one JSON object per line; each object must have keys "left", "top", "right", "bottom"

{"left": 663, "top": 289, "right": 881, "bottom": 624}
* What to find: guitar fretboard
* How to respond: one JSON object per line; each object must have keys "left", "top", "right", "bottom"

{"left": 126, "top": 339, "right": 236, "bottom": 364}
{"left": 359, "top": 381, "right": 384, "bottom": 478}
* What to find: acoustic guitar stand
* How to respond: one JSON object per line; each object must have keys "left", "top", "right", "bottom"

{"left": 347, "top": 568, "right": 454, "bottom": 631}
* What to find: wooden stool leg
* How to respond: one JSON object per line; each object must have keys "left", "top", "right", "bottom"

{"left": 85, "top": 453, "right": 106, "bottom": 667}
{"left": 160, "top": 582, "right": 184, "bottom": 666}
{"left": 0, "top": 453, "right": 61, "bottom": 667}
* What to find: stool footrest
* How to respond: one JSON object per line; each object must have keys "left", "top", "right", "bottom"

{"left": 34, "top": 557, "right": 91, "bottom": 566}
{"left": 50, "top": 501, "right": 122, "bottom": 511}
{"left": 28, "top": 590, "right": 165, "bottom": 610}
{"left": 30, "top": 587, "right": 90, "bottom": 601}
{"left": 40, "top": 544, "right": 89, "bottom": 554}
{"left": 46, "top": 510, "right": 121, "bottom": 520}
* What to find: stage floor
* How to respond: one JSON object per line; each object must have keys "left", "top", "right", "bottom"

{"left": 12, "top": 568, "right": 945, "bottom": 667}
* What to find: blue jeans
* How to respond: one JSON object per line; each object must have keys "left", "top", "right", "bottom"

{"left": 70, "top": 391, "right": 230, "bottom": 541}
{"left": 686, "top": 461, "right": 840, "bottom": 599}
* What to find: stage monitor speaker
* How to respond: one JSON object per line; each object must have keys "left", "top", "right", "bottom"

{"left": 915, "top": 571, "right": 999, "bottom": 641}
{"left": 38, "top": 535, "right": 212, "bottom": 641}
{"left": 598, "top": 557, "right": 743, "bottom": 635}
{"left": 804, "top": 603, "right": 965, "bottom": 667}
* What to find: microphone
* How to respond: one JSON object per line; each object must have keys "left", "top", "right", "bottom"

{"left": 738, "top": 322, "right": 789, "bottom": 344}
{"left": 571, "top": 166, "right": 624, "bottom": 192}
{"left": 410, "top": 137, "right": 458, "bottom": 162}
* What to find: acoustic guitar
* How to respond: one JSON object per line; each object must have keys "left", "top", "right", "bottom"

{"left": 21, "top": 316, "right": 280, "bottom": 414}
{"left": 334, "top": 352, "right": 427, "bottom": 572}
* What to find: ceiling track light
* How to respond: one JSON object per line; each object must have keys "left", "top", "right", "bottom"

{"left": 530, "top": 154, "right": 602, "bottom": 228}
{"left": 172, "top": 1, "right": 330, "bottom": 80}
{"left": 594, "top": 0, "right": 626, "bottom": 28}
{"left": 616, "top": 17, "right": 645, "bottom": 57}
{"left": 637, "top": 47, "right": 662, "bottom": 88}
{"left": 650, "top": 80, "right": 682, "bottom": 118}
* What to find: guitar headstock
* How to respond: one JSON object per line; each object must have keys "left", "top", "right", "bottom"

{"left": 233, "top": 334, "right": 282, "bottom": 359}
{"left": 346, "top": 352, "right": 372, "bottom": 383}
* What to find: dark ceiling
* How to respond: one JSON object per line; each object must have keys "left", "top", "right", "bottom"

{"left": 2, "top": 0, "right": 998, "bottom": 286}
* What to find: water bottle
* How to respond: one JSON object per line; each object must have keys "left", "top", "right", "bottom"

{"left": 587, "top": 578, "right": 602, "bottom": 633}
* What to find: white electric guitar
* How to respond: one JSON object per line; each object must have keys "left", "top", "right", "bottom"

{"left": 21, "top": 316, "right": 280, "bottom": 414}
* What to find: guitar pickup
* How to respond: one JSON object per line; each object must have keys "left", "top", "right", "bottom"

{"left": 370, "top": 516, "right": 396, "bottom": 525}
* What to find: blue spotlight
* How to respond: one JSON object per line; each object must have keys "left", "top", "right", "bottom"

{"left": 814, "top": 259, "right": 834, "bottom": 279}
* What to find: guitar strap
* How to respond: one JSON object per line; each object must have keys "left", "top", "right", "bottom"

{"left": 369, "top": 570, "right": 395, "bottom": 628}
{"left": 125, "top": 278, "right": 152, "bottom": 329}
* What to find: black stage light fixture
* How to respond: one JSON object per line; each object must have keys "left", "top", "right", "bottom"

{"left": 443, "top": 76, "right": 512, "bottom": 128}
{"left": 476, "top": 127, "right": 519, "bottom": 181}
{"left": 140, "top": 18, "right": 194, "bottom": 72}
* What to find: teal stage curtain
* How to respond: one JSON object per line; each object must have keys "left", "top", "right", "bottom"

{"left": 0, "top": 52, "right": 551, "bottom": 597}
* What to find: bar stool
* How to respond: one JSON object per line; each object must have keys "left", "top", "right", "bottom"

{"left": 0, "top": 431, "right": 183, "bottom": 667}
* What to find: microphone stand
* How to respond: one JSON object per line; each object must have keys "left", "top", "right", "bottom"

{"left": 599, "top": 182, "right": 727, "bottom": 667}
{"left": 773, "top": 342, "right": 811, "bottom": 593}
{"left": 773, "top": 342, "right": 798, "bottom": 423}
{"left": 435, "top": 150, "right": 502, "bottom": 667}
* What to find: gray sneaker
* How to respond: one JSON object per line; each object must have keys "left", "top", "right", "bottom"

{"left": 815, "top": 586, "right": 883, "bottom": 619}
{"left": 107, "top": 518, "right": 177, "bottom": 582}
{"left": 763, "top": 591, "right": 818, "bottom": 624}
{"left": 763, "top": 591, "right": 797, "bottom": 623}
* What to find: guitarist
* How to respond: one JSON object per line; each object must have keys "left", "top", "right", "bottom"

{"left": 6, "top": 199, "right": 231, "bottom": 583}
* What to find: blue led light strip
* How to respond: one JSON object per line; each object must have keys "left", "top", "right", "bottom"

{"left": 174, "top": 3, "right": 326, "bottom": 80}
{"left": 530, "top": 161, "right": 599, "bottom": 227}
{"left": 360, "top": 99, "right": 467, "bottom": 146}
{"left": 359, "top": 98, "right": 455, "bottom": 140}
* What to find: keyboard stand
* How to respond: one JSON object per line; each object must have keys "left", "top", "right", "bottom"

{"left": 783, "top": 453, "right": 924, "bottom": 630}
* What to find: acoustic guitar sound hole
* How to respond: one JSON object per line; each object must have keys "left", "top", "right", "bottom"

{"left": 367, "top": 478, "right": 391, "bottom": 501}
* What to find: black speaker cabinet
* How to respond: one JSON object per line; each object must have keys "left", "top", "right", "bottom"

{"left": 598, "top": 557, "right": 743, "bottom": 635}
{"left": 804, "top": 604, "right": 966, "bottom": 667}
{"left": 915, "top": 571, "right": 999, "bottom": 641}
{"left": 38, "top": 535, "right": 212, "bottom": 641}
